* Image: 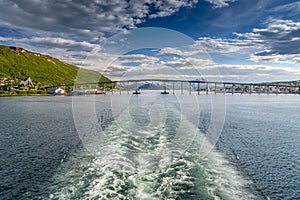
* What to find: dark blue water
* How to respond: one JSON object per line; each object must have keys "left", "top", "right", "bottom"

{"left": 219, "top": 95, "right": 300, "bottom": 200}
{"left": 0, "top": 97, "right": 81, "bottom": 199}
{"left": 0, "top": 94, "right": 299, "bottom": 199}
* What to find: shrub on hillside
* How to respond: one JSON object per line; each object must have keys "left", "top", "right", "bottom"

{"left": 15, "top": 90, "right": 28, "bottom": 95}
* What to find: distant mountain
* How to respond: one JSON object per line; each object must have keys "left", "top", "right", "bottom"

{"left": 0, "top": 45, "right": 110, "bottom": 85}
{"left": 138, "top": 82, "right": 165, "bottom": 90}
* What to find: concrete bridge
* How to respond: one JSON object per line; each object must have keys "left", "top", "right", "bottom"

{"left": 45, "top": 79, "right": 300, "bottom": 95}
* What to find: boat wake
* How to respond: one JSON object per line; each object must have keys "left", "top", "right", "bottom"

{"left": 47, "top": 96, "right": 258, "bottom": 200}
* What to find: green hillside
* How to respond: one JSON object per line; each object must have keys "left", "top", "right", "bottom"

{"left": 0, "top": 45, "right": 110, "bottom": 85}
{"left": 273, "top": 80, "right": 300, "bottom": 86}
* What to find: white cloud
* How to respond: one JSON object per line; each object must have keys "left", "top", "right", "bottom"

{"left": 192, "top": 37, "right": 257, "bottom": 53}
{"left": 0, "top": 0, "right": 240, "bottom": 80}
{"left": 0, "top": 36, "right": 100, "bottom": 51}
{"left": 249, "top": 52, "right": 300, "bottom": 64}
{"left": 239, "top": 19, "right": 300, "bottom": 52}
{"left": 159, "top": 47, "right": 199, "bottom": 56}
{"left": 0, "top": 0, "right": 201, "bottom": 38}
{"left": 1, "top": 6, "right": 299, "bottom": 83}
{"left": 204, "top": 0, "right": 235, "bottom": 8}
{"left": 270, "top": 1, "right": 300, "bottom": 16}
{"left": 215, "top": 64, "right": 300, "bottom": 82}
{"left": 118, "top": 54, "right": 160, "bottom": 63}
{"left": 0, "top": 0, "right": 237, "bottom": 40}
{"left": 0, "top": 36, "right": 104, "bottom": 66}
{"left": 236, "top": 19, "right": 300, "bottom": 64}
{"left": 96, "top": 52, "right": 217, "bottom": 80}
{"left": 187, "top": 19, "right": 300, "bottom": 66}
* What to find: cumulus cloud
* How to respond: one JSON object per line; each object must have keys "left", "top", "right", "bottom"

{"left": 232, "top": 19, "right": 300, "bottom": 64}
{"left": 0, "top": 0, "right": 237, "bottom": 76}
{"left": 1, "top": 1, "right": 298, "bottom": 82}
{"left": 0, "top": 0, "right": 195, "bottom": 38}
{"left": 118, "top": 54, "right": 159, "bottom": 63}
{"left": 0, "top": 36, "right": 100, "bottom": 51}
{"left": 216, "top": 64, "right": 300, "bottom": 82}
{"left": 251, "top": 20, "right": 300, "bottom": 54}
{"left": 192, "top": 37, "right": 258, "bottom": 53}
{"left": 187, "top": 19, "right": 300, "bottom": 65}
{"left": 0, "top": 0, "right": 236, "bottom": 39}
{"left": 249, "top": 52, "right": 300, "bottom": 64}
{"left": 159, "top": 47, "right": 200, "bottom": 56}
{"left": 96, "top": 51, "right": 218, "bottom": 80}
{"left": 0, "top": 35, "right": 103, "bottom": 66}
{"left": 79, "top": 17, "right": 300, "bottom": 81}
{"left": 158, "top": 39, "right": 258, "bottom": 57}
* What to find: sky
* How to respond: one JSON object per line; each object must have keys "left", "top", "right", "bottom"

{"left": 0, "top": 0, "right": 300, "bottom": 82}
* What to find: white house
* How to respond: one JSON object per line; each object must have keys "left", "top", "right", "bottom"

{"left": 54, "top": 88, "right": 65, "bottom": 95}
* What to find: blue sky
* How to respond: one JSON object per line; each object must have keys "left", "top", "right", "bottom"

{"left": 0, "top": 0, "right": 299, "bottom": 82}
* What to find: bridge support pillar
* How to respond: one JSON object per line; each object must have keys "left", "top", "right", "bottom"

{"left": 232, "top": 84, "right": 234, "bottom": 95}
{"left": 127, "top": 81, "right": 129, "bottom": 94}
{"left": 241, "top": 84, "right": 243, "bottom": 95}
{"left": 135, "top": 81, "right": 139, "bottom": 94}
{"left": 285, "top": 87, "right": 287, "bottom": 95}
{"left": 173, "top": 82, "right": 175, "bottom": 94}
{"left": 206, "top": 83, "right": 209, "bottom": 95}
{"left": 181, "top": 82, "right": 183, "bottom": 94}
{"left": 198, "top": 82, "right": 200, "bottom": 95}
{"left": 215, "top": 83, "right": 217, "bottom": 94}
{"left": 189, "top": 82, "right": 191, "bottom": 95}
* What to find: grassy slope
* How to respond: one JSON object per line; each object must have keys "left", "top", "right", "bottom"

{"left": 273, "top": 80, "right": 300, "bottom": 86}
{"left": 0, "top": 45, "right": 110, "bottom": 85}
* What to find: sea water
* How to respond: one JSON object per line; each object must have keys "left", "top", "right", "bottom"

{"left": 0, "top": 93, "right": 299, "bottom": 199}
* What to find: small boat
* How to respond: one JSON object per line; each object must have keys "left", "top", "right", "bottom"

{"left": 161, "top": 90, "right": 169, "bottom": 94}
{"left": 97, "top": 91, "right": 106, "bottom": 95}
{"left": 161, "top": 83, "right": 169, "bottom": 94}
{"left": 133, "top": 90, "right": 141, "bottom": 94}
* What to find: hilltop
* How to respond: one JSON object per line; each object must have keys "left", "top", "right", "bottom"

{"left": 0, "top": 45, "right": 110, "bottom": 86}
{"left": 269, "top": 80, "right": 300, "bottom": 86}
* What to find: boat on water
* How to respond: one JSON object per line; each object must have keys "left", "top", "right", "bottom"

{"left": 133, "top": 90, "right": 141, "bottom": 94}
{"left": 97, "top": 91, "right": 106, "bottom": 95}
{"left": 161, "top": 83, "right": 169, "bottom": 94}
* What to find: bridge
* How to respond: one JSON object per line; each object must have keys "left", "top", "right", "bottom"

{"left": 45, "top": 79, "right": 300, "bottom": 95}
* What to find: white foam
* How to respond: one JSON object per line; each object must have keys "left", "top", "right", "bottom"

{"left": 49, "top": 97, "right": 257, "bottom": 199}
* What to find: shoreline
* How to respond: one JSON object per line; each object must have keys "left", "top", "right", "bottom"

{"left": 0, "top": 94, "right": 59, "bottom": 97}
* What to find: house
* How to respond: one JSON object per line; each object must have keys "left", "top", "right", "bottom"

{"left": 54, "top": 88, "right": 65, "bottom": 95}
{"left": 49, "top": 87, "right": 65, "bottom": 95}
{"left": 0, "top": 78, "right": 5, "bottom": 90}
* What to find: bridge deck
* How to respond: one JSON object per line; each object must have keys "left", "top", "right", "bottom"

{"left": 46, "top": 79, "right": 300, "bottom": 88}
{"left": 44, "top": 79, "right": 300, "bottom": 95}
